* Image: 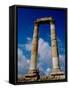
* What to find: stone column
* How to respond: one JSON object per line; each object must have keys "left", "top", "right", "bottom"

{"left": 29, "top": 23, "right": 38, "bottom": 71}
{"left": 25, "top": 22, "right": 40, "bottom": 80}
{"left": 50, "top": 20, "right": 60, "bottom": 72}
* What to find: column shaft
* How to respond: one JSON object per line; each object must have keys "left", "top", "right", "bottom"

{"left": 50, "top": 21, "right": 59, "bottom": 70}
{"left": 29, "top": 23, "right": 38, "bottom": 70}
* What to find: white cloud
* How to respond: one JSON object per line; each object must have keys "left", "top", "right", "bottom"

{"left": 45, "top": 68, "right": 51, "bottom": 76}
{"left": 59, "top": 55, "right": 65, "bottom": 61}
{"left": 57, "top": 38, "right": 65, "bottom": 54}
{"left": 18, "top": 48, "right": 26, "bottom": 62}
{"left": 25, "top": 42, "right": 32, "bottom": 51}
{"left": 27, "top": 37, "right": 31, "bottom": 41}
{"left": 18, "top": 37, "right": 65, "bottom": 77}
{"left": 38, "top": 38, "right": 51, "bottom": 61}
{"left": 18, "top": 48, "right": 30, "bottom": 78}
{"left": 25, "top": 37, "right": 32, "bottom": 51}
{"left": 24, "top": 37, "right": 51, "bottom": 61}
{"left": 59, "top": 54, "right": 65, "bottom": 71}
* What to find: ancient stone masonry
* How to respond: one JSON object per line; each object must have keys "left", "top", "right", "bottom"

{"left": 25, "top": 23, "right": 40, "bottom": 80}
{"left": 24, "top": 17, "right": 65, "bottom": 81}
{"left": 29, "top": 23, "right": 39, "bottom": 71}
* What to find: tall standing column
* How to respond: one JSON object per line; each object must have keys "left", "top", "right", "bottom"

{"left": 29, "top": 22, "right": 39, "bottom": 71}
{"left": 50, "top": 20, "right": 60, "bottom": 72}
{"left": 25, "top": 22, "right": 40, "bottom": 80}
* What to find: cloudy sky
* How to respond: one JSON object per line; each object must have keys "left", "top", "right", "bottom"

{"left": 17, "top": 7, "right": 66, "bottom": 78}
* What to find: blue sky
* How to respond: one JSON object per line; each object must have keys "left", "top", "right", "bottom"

{"left": 17, "top": 7, "right": 66, "bottom": 78}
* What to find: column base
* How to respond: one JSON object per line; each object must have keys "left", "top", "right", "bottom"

{"left": 49, "top": 68, "right": 65, "bottom": 80}
{"left": 24, "top": 69, "right": 40, "bottom": 81}
{"left": 51, "top": 68, "right": 64, "bottom": 75}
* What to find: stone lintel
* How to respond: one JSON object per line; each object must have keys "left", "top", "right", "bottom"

{"left": 34, "top": 17, "right": 54, "bottom": 24}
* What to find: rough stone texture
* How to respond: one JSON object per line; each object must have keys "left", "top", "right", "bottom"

{"left": 29, "top": 23, "right": 38, "bottom": 70}
{"left": 18, "top": 17, "right": 65, "bottom": 82}
{"left": 50, "top": 21, "right": 60, "bottom": 71}
{"left": 25, "top": 70, "right": 40, "bottom": 81}
{"left": 35, "top": 17, "right": 54, "bottom": 24}
{"left": 25, "top": 23, "right": 39, "bottom": 81}
{"left": 50, "top": 69, "right": 65, "bottom": 80}
{"left": 18, "top": 74, "right": 65, "bottom": 82}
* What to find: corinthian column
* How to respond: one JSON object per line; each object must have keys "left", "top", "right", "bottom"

{"left": 50, "top": 20, "right": 60, "bottom": 73}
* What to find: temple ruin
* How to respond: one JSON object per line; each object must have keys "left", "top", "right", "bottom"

{"left": 24, "top": 17, "right": 65, "bottom": 81}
